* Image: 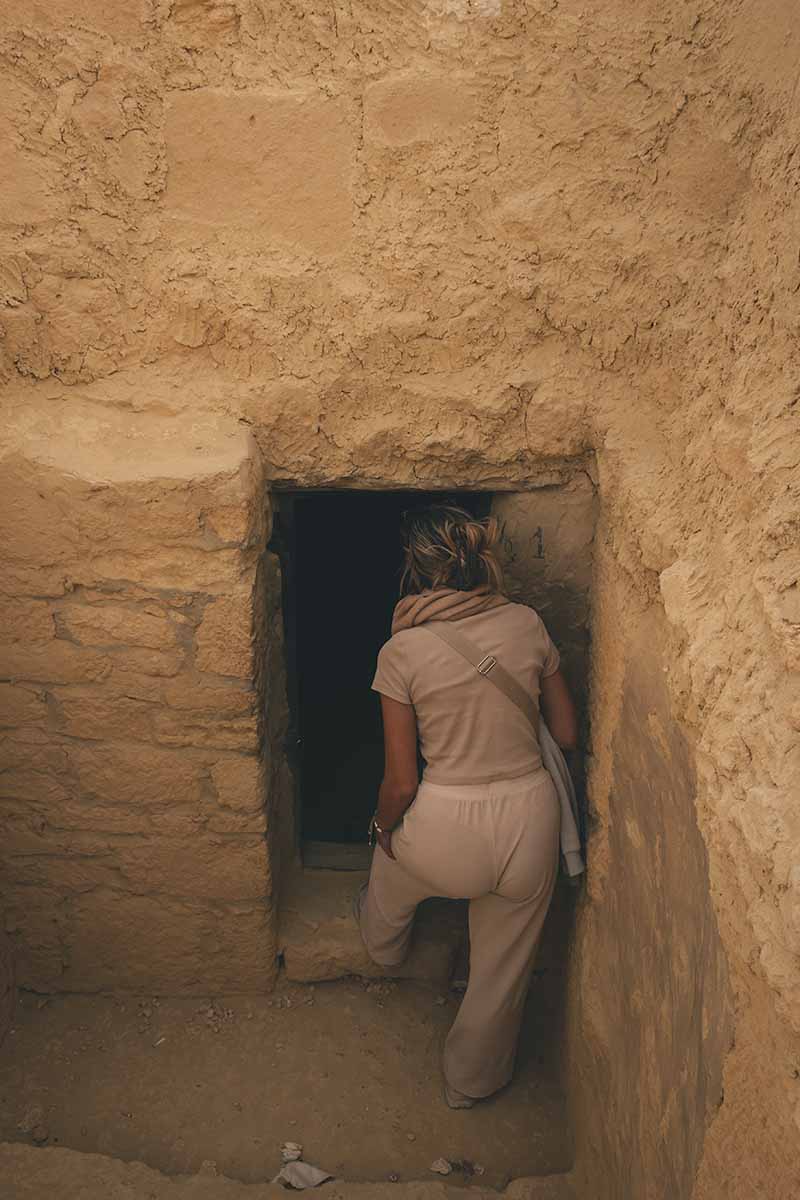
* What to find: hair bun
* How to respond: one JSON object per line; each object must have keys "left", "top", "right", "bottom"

{"left": 400, "top": 504, "right": 504, "bottom": 596}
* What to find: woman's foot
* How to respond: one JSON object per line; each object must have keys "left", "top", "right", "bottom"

{"left": 444, "top": 1082, "right": 476, "bottom": 1110}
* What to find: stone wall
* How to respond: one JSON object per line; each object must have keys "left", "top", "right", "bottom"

{"left": 568, "top": 537, "right": 735, "bottom": 1200}
{"left": 0, "top": 403, "right": 277, "bottom": 993}
{"left": 1, "top": 1, "right": 798, "bottom": 1197}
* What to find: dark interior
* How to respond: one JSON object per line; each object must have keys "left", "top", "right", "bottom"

{"left": 274, "top": 490, "right": 492, "bottom": 846}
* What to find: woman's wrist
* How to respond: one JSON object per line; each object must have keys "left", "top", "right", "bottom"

{"left": 368, "top": 813, "right": 394, "bottom": 846}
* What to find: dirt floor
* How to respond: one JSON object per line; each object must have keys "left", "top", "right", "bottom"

{"left": 0, "top": 974, "right": 571, "bottom": 1190}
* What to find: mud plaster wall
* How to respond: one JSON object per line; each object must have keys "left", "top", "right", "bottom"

{"left": 0, "top": 2, "right": 798, "bottom": 1198}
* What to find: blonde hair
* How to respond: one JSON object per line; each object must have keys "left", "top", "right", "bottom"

{"left": 399, "top": 503, "right": 505, "bottom": 596}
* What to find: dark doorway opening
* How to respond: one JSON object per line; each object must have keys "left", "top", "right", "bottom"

{"left": 274, "top": 490, "right": 492, "bottom": 857}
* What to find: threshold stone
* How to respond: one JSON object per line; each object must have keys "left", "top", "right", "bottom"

{"left": 279, "top": 868, "right": 465, "bottom": 986}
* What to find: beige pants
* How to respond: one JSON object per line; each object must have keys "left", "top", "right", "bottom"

{"left": 360, "top": 767, "right": 560, "bottom": 1099}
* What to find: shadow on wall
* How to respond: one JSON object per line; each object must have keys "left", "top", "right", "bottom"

{"left": 493, "top": 475, "right": 597, "bottom": 835}
{"left": 0, "top": 931, "right": 15, "bottom": 1049}
{"left": 569, "top": 595, "right": 734, "bottom": 1200}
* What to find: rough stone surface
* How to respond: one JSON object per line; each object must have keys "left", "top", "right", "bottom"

{"left": 0, "top": 2, "right": 798, "bottom": 1198}
{"left": 165, "top": 90, "right": 354, "bottom": 256}
{"left": 280, "top": 869, "right": 463, "bottom": 987}
{"left": 0, "top": 403, "right": 274, "bottom": 994}
{"left": 195, "top": 591, "right": 255, "bottom": 677}
{"left": 0, "top": 1144, "right": 575, "bottom": 1200}
{"left": 569, "top": 593, "right": 733, "bottom": 1200}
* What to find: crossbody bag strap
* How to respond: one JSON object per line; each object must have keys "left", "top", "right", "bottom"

{"left": 425, "top": 621, "right": 539, "bottom": 732}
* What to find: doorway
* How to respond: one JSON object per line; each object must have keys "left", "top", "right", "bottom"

{"left": 272, "top": 490, "right": 491, "bottom": 864}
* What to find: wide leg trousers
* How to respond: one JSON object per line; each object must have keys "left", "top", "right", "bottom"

{"left": 359, "top": 767, "right": 560, "bottom": 1099}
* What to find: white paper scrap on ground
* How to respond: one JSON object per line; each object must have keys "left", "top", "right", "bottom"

{"left": 430, "top": 1158, "right": 453, "bottom": 1175}
{"left": 274, "top": 1160, "right": 334, "bottom": 1189}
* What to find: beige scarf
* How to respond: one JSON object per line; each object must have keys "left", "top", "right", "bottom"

{"left": 391, "top": 586, "right": 509, "bottom": 635}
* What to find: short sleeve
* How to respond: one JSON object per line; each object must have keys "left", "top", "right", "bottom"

{"left": 539, "top": 617, "right": 561, "bottom": 678}
{"left": 372, "top": 639, "right": 412, "bottom": 705}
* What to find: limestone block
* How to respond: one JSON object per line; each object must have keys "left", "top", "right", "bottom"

{"left": 204, "top": 503, "right": 252, "bottom": 544}
{"left": 207, "top": 756, "right": 267, "bottom": 831}
{"left": 280, "top": 870, "right": 464, "bottom": 987}
{"left": 88, "top": 547, "right": 245, "bottom": 593}
{"left": 164, "top": 90, "right": 353, "bottom": 255}
{"left": 0, "top": 458, "right": 79, "bottom": 596}
{"left": 195, "top": 591, "right": 253, "bottom": 677}
{"left": 0, "top": 682, "right": 46, "bottom": 727}
{"left": 116, "top": 835, "right": 269, "bottom": 902}
{"left": 0, "top": 641, "right": 111, "bottom": 685}
{"left": 206, "top": 804, "right": 267, "bottom": 836}
{"left": 78, "top": 489, "right": 204, "bottom": 549}
{"left": 1, "top": 823, "right": 112, "bottom": 858}
{"left": 0, "top": 600, "right": 54, "bottom": 643}
{"left": 66, "top": 742, "right": 206, "bottom": 808}
{"left": 493, "top": 476, "right": 597, "bottom": 596}
{"left": 0, "top": 0, "right": 150, "bottom": 39}
{"left": 104, "top": 668, "right": 167, "bottom": 704}
{"left": 104, "top": 652, "right": 188, "bottom": 705}
{"left": 58, "top": 603, "right": 188, "bottom": 650}
{"left": 163, "top": 677, "right": 255, "bottom": 716}
{"left": 153, "top": 708, "right": 259, "bottom": 752}
{"left": 0, "top": 768, "right": 71, "bottom": 806}
{"left": 51, "top": 688, "right": 155, "bottom": 742}
{"left": 65, "top": 890, "right": 277, "bottom": 992}
{"left": 210, "top": 754, "right": 264, "bottom": 814}
{"left": 2, "top": 854, "right": 122, "bottom": 895}
{"left": 5, "top": 395, "right": 257, "bottom": 489}
{"left": 107, "top": 646, "right": 186, "bottom": 679}
{"left": 364, "top": 72, "right": 478, "bottom": 146}
{"left": 0, "top": 731, "right": 69, "bottom": 775}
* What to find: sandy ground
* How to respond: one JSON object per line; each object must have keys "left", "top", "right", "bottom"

{"left": 0, "top": 974, "right": 571, "bottom": 1189}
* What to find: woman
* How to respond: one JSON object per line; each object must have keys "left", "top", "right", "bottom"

{"left": 355, "top": 502, "right": 577, "bottom": 1109}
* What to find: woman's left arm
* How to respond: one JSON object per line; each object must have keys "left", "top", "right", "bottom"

{"left": 375, "top": 694, "right": 419, "bottom": 859}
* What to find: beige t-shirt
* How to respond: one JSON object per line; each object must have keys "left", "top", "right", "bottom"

{"left": 371, "top": 602, "right": 560, "bottom": 785}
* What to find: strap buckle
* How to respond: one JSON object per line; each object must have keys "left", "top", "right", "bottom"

{"left": 477, "top": 655, "right": 497, "bottom": 676}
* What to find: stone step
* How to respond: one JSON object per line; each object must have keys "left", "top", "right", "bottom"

{"left": 1, "top": 1144, "right": 578, "bottom": 1200}
{"left": 278, "top": 868, "right": 466, "bottom": 988}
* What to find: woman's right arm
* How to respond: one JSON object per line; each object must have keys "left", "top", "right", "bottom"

{"left": 540, "top": 668, "right": 578, "bottom": 750}
{"left": 374, "top": 693, "right": 420, "bottom": 859}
